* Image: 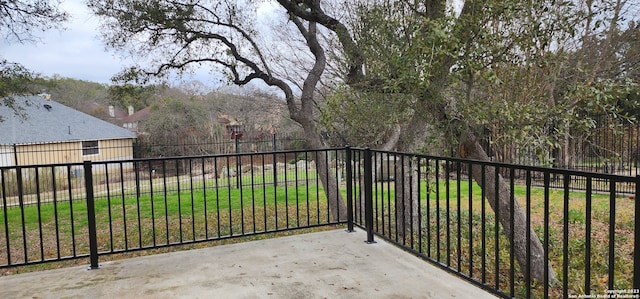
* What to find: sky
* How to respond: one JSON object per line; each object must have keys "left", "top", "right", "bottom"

{"left": 1, "top": 0, "right": 130, "bottom": 84}
{"left": 0, "top": 0, "right": 273, "bottom": 87}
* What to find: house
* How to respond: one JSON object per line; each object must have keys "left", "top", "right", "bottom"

{"left": 216, "top": 114, "right": 244, "bottom": 140}
{"left": 121, "top": 106, "right": 151, "bottom": 135}
{"left": 0, "top": 95, "right": 136, "bottom": 167}
{"left": 77, "top": 101, "right": 128, "bottom": 123}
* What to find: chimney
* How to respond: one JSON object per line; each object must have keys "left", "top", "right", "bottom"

{"left": 128, "top": 105, "right": 134, "bottom": 116}
{"left": 108, "top": 105, "right": 115, "bottom": 118}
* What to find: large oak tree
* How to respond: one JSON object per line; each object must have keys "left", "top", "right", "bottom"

{"left": 283, "top": 0, "right": 564, "bottom": 284}
{"left": 299, "top": 0, "right": 637, "bottom": 285}
{"left": 88, "top": 0, "right": 348, "bottom": 221}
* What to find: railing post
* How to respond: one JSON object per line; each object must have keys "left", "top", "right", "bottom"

{"left": 235, "top": 135, "right": 241, "bottom": 189}
{"left": 12, "top": 144, "right": 18, "bottom": 167}
{"left": 272, "top": 133, "right": 277, "bottom": 152}
{"left": 272, "top": 134, "right": 277, "bottom": 187}
{"left": 345, "top": 147, "right": 354, "bottom": 232}
{"left": 16, "top": 166, "right": 23, "bottom": 208}
{"left": 84, "top": 161, "right": 100, "bottom": 270}
{"left": 634, "top": 175, "right": 640, "bottom": 288}
{"left": 134, "top": 161, "right": 140, "bottom": 200}
{"left": 364, "top": 148, "right": 375, "bottom": 243}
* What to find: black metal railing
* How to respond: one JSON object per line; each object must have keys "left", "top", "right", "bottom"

{"left": 0, "top": 149, "right": 345, "bottom": 269}
{"left": 477, "top": 115, "right": 640, "bottom": 177}
{"left": 349, "top": 147, "right": 640, "bottom": 298}
{"left": 2, "top": 147, "right": 640, "bottom": 299}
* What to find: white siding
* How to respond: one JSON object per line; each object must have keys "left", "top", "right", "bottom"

{"left": 0, "top": 145, "right": 14, "bottom": 167}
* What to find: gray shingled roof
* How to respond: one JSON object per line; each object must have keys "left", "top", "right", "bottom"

{"left": 0, "top": 95, "right": 136, "bottom": 145}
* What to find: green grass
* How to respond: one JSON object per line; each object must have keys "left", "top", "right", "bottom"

{"left": 365, "top": 178, "right": 635, "bottom": 298}
{"left": 0, "top": 179, "right": 331, "bottom": 273}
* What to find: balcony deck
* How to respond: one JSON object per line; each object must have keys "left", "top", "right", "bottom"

{"left": 0, "top": 229, "right": 496, "bottom": 299}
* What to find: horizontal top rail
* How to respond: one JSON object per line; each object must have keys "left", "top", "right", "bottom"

{"left": 350, "top": 147, "right": 637, "bottom": 182}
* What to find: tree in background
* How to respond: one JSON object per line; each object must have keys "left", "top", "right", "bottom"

{"left": 457, "top": 0, "right": 640, "bottom": 170}
{"left": 27, "top": 75, "right": 299, "bottom": 153}
{"left": 140, "top": 96, "right": 211, "bottom": 157}
{"left": 0, "top": 60, "right": 37, "bottom": 120}
{"left": 109, "top": 83, "right": 159, "bottom": 111}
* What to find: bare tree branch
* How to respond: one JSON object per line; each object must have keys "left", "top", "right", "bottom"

{"left": 0, "top": 0, "right": 68, "bottom": 43}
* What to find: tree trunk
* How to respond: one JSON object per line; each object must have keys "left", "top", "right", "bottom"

{"left": 280, "top": 0, "right": 559, "bottom": 285}
{"left": 355, "top": 150, "right": 420, "bottom": 237}
{"left": 353, "top": 126, "right": 403, "bottom": 224}
{"left": 285, "top": 18, "right": 347, "bottom": 223}
{"left": 395, "top": 155, "right": 420, "bottom": 240}
{"left": 460, "top": 136, "right": 559, "bottom": 285}
{"left": 564, "top": 131, "right": 573, "bottom": 169}
{"left": 392, "top": 117, "right": 430, "bottom": 238}
{"left": 315, "top": 149, "right": 348, "bottom": 222}
{"left": 303, "top": 125, "right": 347, "bottom": 222}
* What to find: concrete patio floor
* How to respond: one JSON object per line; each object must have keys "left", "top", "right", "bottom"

{"left": 0, "top": 229, "right": 497, "bottom": 299}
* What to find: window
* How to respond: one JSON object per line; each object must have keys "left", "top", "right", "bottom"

{"left": 82, "top": 140, "right": 99, "bottom": 156}
{"left": 123, "top": 122, "right": 137, "bottom": 129}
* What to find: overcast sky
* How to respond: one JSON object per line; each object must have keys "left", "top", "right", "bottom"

{"left": 1, "top": 0, "right": 261, "bottom": 87}
{"left": 0, "top": 0, "right": 127, "bottom": 84}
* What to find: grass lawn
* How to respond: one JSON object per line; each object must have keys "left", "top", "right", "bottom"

{"left": 363, "top": 177, "right": 635, "bottom": 298}
{"left": 0, "top": 179, "right": 332, "bottom": 274}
